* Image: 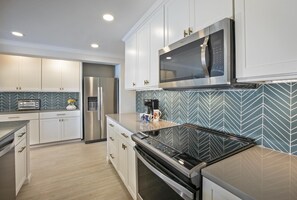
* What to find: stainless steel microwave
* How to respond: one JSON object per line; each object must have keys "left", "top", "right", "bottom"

{"left": 159, "top": 18, "right": 244, "bottom": 89}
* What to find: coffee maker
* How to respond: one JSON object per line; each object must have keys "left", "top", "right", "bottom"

{"left": 144, "top": 99, "right": 159, "bottom": 115}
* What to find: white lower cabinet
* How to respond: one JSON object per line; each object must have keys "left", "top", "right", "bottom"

{"left": 15, "top": 137, "right": 27, "bottom": 195}
{"left": 14, "top": 125, "right": 29, "bottom": 196}
{"left": 40, "top": 111, "right": 81, "bottom": 144}
{"left": 106, "top": 118, "right": 136, "bottom": 200}
{"left": 203, "top": 177, "right": 241, "bottom": 200}
{"left": 0, "top": 113, "right": 40, "bottom": 145}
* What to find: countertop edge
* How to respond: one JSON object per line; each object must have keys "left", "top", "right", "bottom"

{"left": 201, "top": 170, "right": 255, "bottom": 200}
{"left": 0, "top": 120, "right": 29, "bottom": 141}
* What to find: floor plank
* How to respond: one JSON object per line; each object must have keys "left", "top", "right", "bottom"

{"left": 17, "top": 141, "right": 133, "bottom": 200}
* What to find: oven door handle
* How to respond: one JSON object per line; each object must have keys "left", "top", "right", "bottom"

{"left": 135, "top": 150, "right": 195, "bottom": 200}
{"left": 0, "top": 139, "right": 14, "bottom": 158}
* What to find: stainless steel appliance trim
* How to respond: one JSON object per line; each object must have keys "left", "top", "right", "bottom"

{"left": 133, "top": 135, "right": 205, "bottom": 178}
{"left": 159, "top": 18, "right": 233, "bottom": 89}
{"left": 135, "top": 149, "right": 194, "bottom": 200}
{"left": 201, "top": 36, "right": 210, "bottom": 78}
{"left": 97, "top": 87, "right": 102, "bottom": 120}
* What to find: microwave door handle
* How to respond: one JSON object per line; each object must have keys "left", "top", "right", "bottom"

{"left": 135, "top": 149, "right": 194, "bottom": 200}
{"left": 201, "top": 36, "right": 210, "bottom": 78}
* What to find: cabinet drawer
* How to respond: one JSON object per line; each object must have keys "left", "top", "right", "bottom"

{"left": 14, "top": 126, "right": 26, "bottom": 145}
{"left": 40, "top": 111, "right": 80, "bottom": 119}
{"left": 118, "top": 126, "right": 135, "bottom": 146}
{"left": 107, "top": 118, "right": 119, "bottom": 132}
{"left": 0, "top": 113, "right": 39, "bottom": 121}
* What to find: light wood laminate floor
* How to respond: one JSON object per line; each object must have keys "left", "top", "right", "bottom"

{"left": 17, "top": 142, "right": 133, "bottom": 200}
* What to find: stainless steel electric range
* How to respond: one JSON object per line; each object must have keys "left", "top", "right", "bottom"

{"left": 132, "top": 123, "right": 256, "bottom": 200}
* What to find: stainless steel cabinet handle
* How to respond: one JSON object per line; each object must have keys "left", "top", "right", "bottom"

{"left": 18, "top": 146, "right": 26, "bottom": 153}
{"left": 109, "top": 124, "right": 114, "bottom": 127}
{"left": 18, "top": 132, "right": 26, "bottom": 138}
{"left": 109, "top": 137, "right": 114, "bottom": 141}
{"left": 121, "top": 133, "right": 128, "bottom": 138}
{"left": 201, "top": 36, "right": 210, "bottom": 78}
{"left": 110, "top": 154, "right": 114, "bottom": 159}
{"left": 122, "top": 143, "right": 127, "bottom": 150}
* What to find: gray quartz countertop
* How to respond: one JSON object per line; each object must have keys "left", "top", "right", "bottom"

{"left": 106, "top": 113, "right": 177, "bottom": 133}
{"left": 0, "top": 121, "right": 29, "bottom": 141}
{"left": 0, "top": 109, "right": 80, "bottom": 115}
{"left": 201, "top": 146, "right": 297, "bottom": 200}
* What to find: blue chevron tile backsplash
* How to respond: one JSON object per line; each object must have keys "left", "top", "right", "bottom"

{"left": 136, "top": 83, "right": 297, "bottom": 156}
{"left": 0, "top": 92, "right": 79, "bottom": 111}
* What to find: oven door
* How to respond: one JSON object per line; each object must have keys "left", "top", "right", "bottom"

{"left": 135, "top": 146, "right": 197, "bottom": 200}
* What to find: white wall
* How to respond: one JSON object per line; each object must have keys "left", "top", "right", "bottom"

{"left": 0, "top": 41, "right": 136, "bottom": 114}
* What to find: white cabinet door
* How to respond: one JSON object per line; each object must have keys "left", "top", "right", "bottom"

{"left": 19, "top": 56, "right": 42, "bottom": 91}
{"left": 203, "top": 178, "right": 241, "bottom": 200}
{"left": 0, "top": 54, "right": 19, "bottom": 91}
{"left": 195, "top": 0, "right": 233, "bottom": 30}
{"left": 235, "top": 0, "right": 297, "bottom": 82}
{"left": 125, "top": 34, "right": 137, "bottom": 90}
{"left": 61, "top": 60, "right": 80, "bottom": 92}
{"left": 136, "top": 24, "right": 150, "bottom": 88}
{"left": 42, "top": 59, "right": 62, "bottom": 92}
{"left": 165, "top": 0, "right": 194, "bottom": 45}
{"left": 61, "top": 117, "right": 81, "bottom": 140}
{"left": 40, "top": 118, "right": 61, "bottom": 143}
{"left": 29, "top": 119, "right": 40, "bottom": 145}
{"left": 127, "top": 143, "right": 136, "bottom": 199}
{"left": 118, "top": 137, "right": 128, "bottom": 184}
{"left": 149, "top": 6, "right": 164, "bottom": 87}
{"left": 15, "top": 138, "right": 27, "bottom": 195}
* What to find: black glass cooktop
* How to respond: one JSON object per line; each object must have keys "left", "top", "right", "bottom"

{"left": 134, "top": 124, "right": 255, "bottom": 170}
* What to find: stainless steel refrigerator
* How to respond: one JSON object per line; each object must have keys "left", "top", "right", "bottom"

{"left": 83, "top": 77, "right": 118, "bottom": 143}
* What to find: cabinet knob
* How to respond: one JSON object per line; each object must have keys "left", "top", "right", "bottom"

{"left": 19, "top": 86, "right": 21, "bottom": 90}
{"left": 122, "top": 143, "right": 127, "bottom": 150}
{"left": 132, "top": 82, "right": 136, "bottom": 86}
{"left": 121, "top": 133, "right": 129, "bottom": 138}
{"left": 188, "top": 27, "right": 193, "bottom": 35}
{"left": 18, "top": 146, "right": 26, "bottom": 153}
{"left": 18, "top": 132, "right": 26, "bottom": 138}
{"left": 16, "top": 87, "right": 19, "bottom": 90}
{"left": 109, "top": 124, "right": 114, "bottom": 127}
{"left": 184, "top": 29, "right": 189, "bottom": 37}
{"left": 109, "top": 136, "right": 114, "bottom": 141}
{"left": 110, "top": 154, "right": 114, "bottom": 159}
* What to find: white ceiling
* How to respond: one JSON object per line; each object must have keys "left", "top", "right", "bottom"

{"left": 0, "top": 0, "right": 157, "bottom": 59}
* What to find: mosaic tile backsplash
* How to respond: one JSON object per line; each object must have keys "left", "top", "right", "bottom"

{"left": 0, "top": 92, "right": 79, "bottom": 111}
{"left": 136, "top": 83, "right": 297, "bottom": 156}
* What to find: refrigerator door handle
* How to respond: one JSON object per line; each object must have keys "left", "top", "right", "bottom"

{"left": 98, "top": 87, "right": 103, "bottom": 121}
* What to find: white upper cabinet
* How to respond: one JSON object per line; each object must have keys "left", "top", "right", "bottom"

{"left": 42, "top": 59, "right": 80, "bottom": 92}
{"left": 194, "top": 0, "right": 233, "bottom": 30}
{"left": 164, "top": 0, "right": 194, "bottom": 45}
{"left": 125, "top": 34, "right": 137, "bottom": 90}
{"left": 149, "top": 6, "right": 164, "bottom": 87}
{"left": 136, "top": 24, "right": 150, "bottom": 88}
{"left": 0, "top": 54, "right": 41, "bottom": 91}
{"left": 235, "top": 0, "right": 297, "bottom": 82}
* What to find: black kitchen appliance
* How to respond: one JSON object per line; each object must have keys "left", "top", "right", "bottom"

{"left": 144, "top": 99, "right": 159, "bottom": 115}
{"left": 132, "top": 124, "right": 256, "bottom": 200}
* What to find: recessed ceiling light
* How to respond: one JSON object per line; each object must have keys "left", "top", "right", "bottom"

{"left": 11, "top": 31, "right": 24, "bottom": 37}
{"left": 91, "top": 43, "right": 99, "bottom": 48}
{"left": 103, "top": 14, "right": 114, "bottom": 21}
{"left": 166, "top": 57, "right": 172, "bottom": 60}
